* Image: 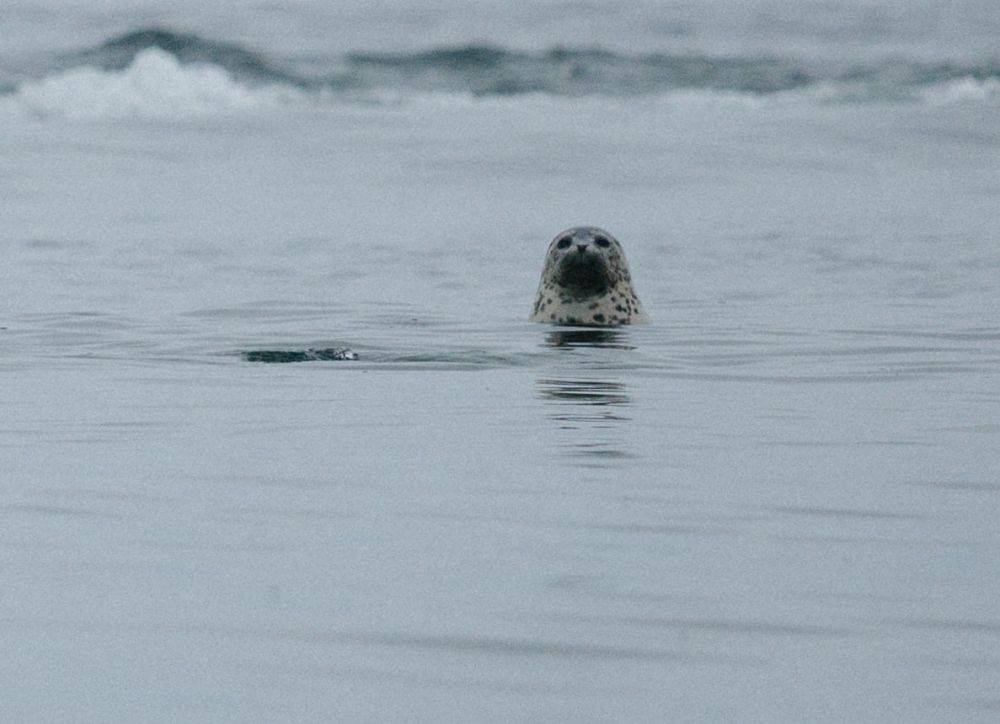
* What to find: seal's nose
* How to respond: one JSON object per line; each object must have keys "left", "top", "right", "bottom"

{"left": 576, "top": 244, "right": 588, "bottom": 253}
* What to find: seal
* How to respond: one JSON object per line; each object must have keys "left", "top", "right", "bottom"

{"left": 530, "top": 227, "right": 647, "bottom": 326}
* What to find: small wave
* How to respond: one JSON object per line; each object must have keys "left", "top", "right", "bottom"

{"left": 840, "top": 59, "right": 1000, "bottom": 88}
{"left": 73, "top": 28, "right": 311, "bottom": 88}
{"left": 11, "top": 48, "right": 306, "bottom": 119}
{"left": 921, "top": 77, "right": 1000, "bottom": 105}
{"left": 346, "top": 45, "right": 816, "bottom": 96}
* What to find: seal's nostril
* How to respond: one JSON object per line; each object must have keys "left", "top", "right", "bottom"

{"left": 576, "top": 244, "right": 587, "bottom": 253}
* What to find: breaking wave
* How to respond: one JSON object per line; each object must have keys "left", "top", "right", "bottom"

{"left": 74, "top": 28, "right": 307, "bottom": 87}
{"left": 11, "top": 48, "right": 307, "bottom": 119}
{"left": 2, "top": 28, "right": 997, "bottom": 118}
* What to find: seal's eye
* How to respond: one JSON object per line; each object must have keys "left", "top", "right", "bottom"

{"left": 594, "top": 236, "right": 611, "bottom": 248}
{"left": 556, "top": 237, "right": 572, "bottom": 250}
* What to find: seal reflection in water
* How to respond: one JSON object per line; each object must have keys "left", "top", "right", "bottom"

{"left": 530, "top": 227, "right": 647, "bottom": 326}
{"left": 543, "top": 328, "right": 634, "bottom": 350}
{"left": 536, "top": 374, "right": 634, "bottom": 466}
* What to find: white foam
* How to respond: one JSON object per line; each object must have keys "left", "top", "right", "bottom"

{"left": 921, "top": 76, "right": 1000, "bottom": 106}
{"left": 391, "top": 86, "right": 767, "bottom": 114}
{"left": 9, "top": 48, "right": 306, "bottom": 119}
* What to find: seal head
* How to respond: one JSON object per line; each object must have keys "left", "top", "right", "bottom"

{"left": 530, "top": 227, "right": 647, "bottom": 325}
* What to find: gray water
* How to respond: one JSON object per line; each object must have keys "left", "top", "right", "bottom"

{"left": 3, "top": 2, "right": 1000, "bottom": 721}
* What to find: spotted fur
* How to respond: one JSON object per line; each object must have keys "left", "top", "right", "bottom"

{"left": 530, "top": 226, "right": 647, "bottom": 326}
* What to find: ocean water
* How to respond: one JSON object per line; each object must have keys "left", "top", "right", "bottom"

{"left": 2, "top": 1, "right": 1000, "bottom": 720}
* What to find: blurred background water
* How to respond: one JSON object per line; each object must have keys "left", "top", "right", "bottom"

{"left": 2, "top": 1, "right": 999, "bottom": 720}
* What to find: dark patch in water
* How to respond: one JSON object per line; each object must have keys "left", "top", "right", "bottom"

{"left": 244, "top": 348, "right": 358, "bottom": 363}
{"left": 350, "top": 45, "right": 513, "bottom": 70}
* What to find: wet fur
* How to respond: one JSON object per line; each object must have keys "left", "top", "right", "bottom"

{"left": 530, "top": 226, "right": 647, "bottom": 326}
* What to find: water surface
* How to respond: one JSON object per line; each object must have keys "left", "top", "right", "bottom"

{"left": 2, "top": 2, "right": 1000, "bottom": 720}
